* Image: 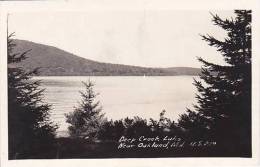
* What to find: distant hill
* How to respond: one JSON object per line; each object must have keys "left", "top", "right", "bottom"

{"left": 12, "top": 39, "right": 200, "bottom": 76}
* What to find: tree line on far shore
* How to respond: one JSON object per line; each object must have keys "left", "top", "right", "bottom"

{"left": 8, "top": 10, "right": 251, "bottom": 159}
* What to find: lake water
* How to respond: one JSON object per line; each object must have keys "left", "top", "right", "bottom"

{"left": 33, "top": 76, "right": 197, "bottom": 135}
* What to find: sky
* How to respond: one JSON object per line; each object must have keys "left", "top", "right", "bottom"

{"left": 9, "top": 10, "right": 234, "bottom": 68}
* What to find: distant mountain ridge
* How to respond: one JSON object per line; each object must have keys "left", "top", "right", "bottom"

{"left": 13, "top": 39, "right": 201, "bottom": 76}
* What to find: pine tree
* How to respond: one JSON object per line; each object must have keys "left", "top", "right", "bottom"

{"left": 178, "top": 10, "right": 251, "bottom": 156}
{"left": 65, "top": 80, "right": 105, "bottom": 140}
{"left": 8, "top": 34, "right": 57, "bottom": 159}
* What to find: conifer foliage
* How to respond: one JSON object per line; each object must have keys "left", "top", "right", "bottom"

{"left": 178, "top": 10, "right": 251, "bottom": 156}
{"left": 8, "top": 34, "right": 57, "bottom": 159}
{"left": 66, "top": 80, "right": 105, "bottom": 140}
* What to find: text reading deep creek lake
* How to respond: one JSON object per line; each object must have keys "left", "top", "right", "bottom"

{"left": 33, "top": 76, "right": 197, "bottom": 135}
{"left": 118, "top": 136, "right": 216, "bottom": 150}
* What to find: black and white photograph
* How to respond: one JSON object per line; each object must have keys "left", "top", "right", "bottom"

{"left": 0, "top": 0, "right": 260, "bottom": 166}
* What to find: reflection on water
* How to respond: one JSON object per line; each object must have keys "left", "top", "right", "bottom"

{"left": 33, "top": 76, "right": 197, "bottom": 134}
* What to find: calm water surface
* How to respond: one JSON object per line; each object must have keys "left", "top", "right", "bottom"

{"left": 33, "top": 76, "right": 197, "bottom": 134}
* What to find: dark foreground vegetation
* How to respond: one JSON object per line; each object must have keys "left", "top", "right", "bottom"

{"left": 25, "top": 137, "right": 245, "bottom": 159}
{"left": 8, "top": 10, "right": 251, "bottom": 159}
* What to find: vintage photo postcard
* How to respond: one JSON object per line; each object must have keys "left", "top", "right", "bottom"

{"left": 0, "top": 0, "right": 260, "bottom": 167}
